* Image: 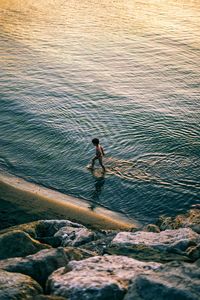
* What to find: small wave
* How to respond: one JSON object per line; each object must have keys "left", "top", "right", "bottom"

{"left": 103, "top": 154, "right": 200, "bottom": 194}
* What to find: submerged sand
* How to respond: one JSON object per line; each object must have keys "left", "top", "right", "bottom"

{"left": 0, "top": 172, "right": 139, "bottom": 230}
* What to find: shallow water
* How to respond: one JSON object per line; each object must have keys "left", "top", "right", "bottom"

{"left": 0, "top": 0, "right": 200, "bottom": 224}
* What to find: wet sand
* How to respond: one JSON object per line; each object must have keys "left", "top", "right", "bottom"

{"left": 0, "top": 172, "right": 139, "bottom": 230}
{"left": 0, "top": 198, "right": 48, "bottom": 230}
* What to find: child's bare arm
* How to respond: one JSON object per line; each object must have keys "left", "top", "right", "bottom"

{"left": 101, "top": 146, "right": 105, "bottom": 156}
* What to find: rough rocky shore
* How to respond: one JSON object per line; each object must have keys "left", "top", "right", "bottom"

{"left": 0, "top": 208, "right": 200, "bottom": 299}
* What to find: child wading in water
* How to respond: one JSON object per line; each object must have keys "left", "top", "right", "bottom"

{"left": 89, "top": 138, "right": 106, "bottom": 171}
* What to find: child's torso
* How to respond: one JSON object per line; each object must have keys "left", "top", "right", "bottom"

{"left": 96, "top": 145, "right": 103, "bottom": 157}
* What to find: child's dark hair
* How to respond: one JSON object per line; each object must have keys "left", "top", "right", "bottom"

{"left": 92, "top": 138, "right": 99, "bottom": 145}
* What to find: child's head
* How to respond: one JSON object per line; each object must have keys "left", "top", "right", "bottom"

{"left": 92, "top": 138, "right": 99, "bottom": 146}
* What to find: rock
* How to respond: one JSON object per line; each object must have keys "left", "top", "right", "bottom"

{"left": 54, "top": 226, "right": 95, "bottom": 247}
{"left": 196, "top": 257, "right": 200, "bottom": 266}
{"left": 156, "top": 216, "right": 175, "bottom": 230}
{"left": 157, "top": 209, "right": 200, "bottom": 233}
{"left": 0, "top": 219, "right": 84, "bottom": 235}
{"left": 47, "top": 255, "right": 161, "bottom": 300}
{"left": 80, "top": 232, "right": 116, "bottom": 255}
{"left": 0, "top": 247, "right": 68, "bottom": 287}
{"left": 0, "top": 269, "right": 42, "bottom": 299}
{"left": 35, "top": 296, "right": 67, "bottom": 300}
{"left": 144, "top": 224, "right": 160, "bottom": 233}
{"left": 186, "top": 243, "right": 200, "bottom": 261}
{"left": 0, "top": 220, "right": 43, "bottom": 240}
{"left": 0, "top": 219, "right": 90, "bottom": 248}
{"left": 109, "top": 228, "right": 200, "bottom": 262}
{"left": 124, "top": 260, "right": 200, "bottom": 300}
{"left": 63, "top": 247, "right": 96, "bottom": 261}
{"left": 0, "top": 247, "right": 95, "bottom": 287}
{"left": 35, "top": 220, "right": 85, "bottom": 239}
{"left": 0, "top": 230, "right": 50, "bottom": 260}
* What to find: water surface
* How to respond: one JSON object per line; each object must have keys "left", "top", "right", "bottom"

{"left": 0, "top": 0, "right": 200, "bottom": 224}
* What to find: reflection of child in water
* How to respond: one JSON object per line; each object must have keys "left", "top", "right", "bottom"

{"left": 90, "top": 175, "right": 105, "bottom": 211}
{"left": 89, "top": 138, "right": 105, "bottom": 171}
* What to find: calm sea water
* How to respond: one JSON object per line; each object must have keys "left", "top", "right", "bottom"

{"left": 0, "top": 0, "right": 200, "bottom": 224}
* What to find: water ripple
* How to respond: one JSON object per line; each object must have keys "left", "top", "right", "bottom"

{"left": 0, "top": 0, "right": 200, "bottom": 224}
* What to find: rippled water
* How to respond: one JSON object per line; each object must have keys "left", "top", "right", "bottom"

{"left": 0, "top": 0, "right": 200, "bottom": 223}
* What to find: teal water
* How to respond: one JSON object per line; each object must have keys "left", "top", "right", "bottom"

{"left": 0, "top": 0, "right": 200, "bottom": 224}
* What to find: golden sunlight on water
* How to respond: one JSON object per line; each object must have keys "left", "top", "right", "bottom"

{"left": 1, "top": 0, "right": 200, "bottom": 96}
{"left": 1, "top": 0, "right": 200, "bottom": 49}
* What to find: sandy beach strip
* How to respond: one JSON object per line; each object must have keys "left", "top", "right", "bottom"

{"left": 0, "top": 172, "right": 139, "bottom": 230}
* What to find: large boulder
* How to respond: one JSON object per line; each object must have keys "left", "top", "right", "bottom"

{"left": 0, "top": 219, "right": 91, "bottom": 248}
{"left": 0, "top": 219, "right": 85, "bottom": 235}
{"left": 108, "top": 228, "right": 200, "bottom": 262}
{"left": 157, "top": 209, "right": 200, "bottom": 233}
{"left": 124, "top": 260, "right": 200, "bottom": 300}
{"left": 0, "top": 269, "right": 42, "bottom": 299}
{"left": 80, "top": 233, "right": 116, "bottom": 255}
{"left": 0, "top": 230, "right": 50, "bottom": 260}
{"left": 35, "top": 220, "right": 85, "bottom": 238}
{"left": 0, "top": 246, "right": 95, "bottom": 287}
{"left": 0, "top": 247, "right": 68, "bottom": 287}
{"left": 0, "top": 221, "right": 41, "bottom": 238}
{"left": 47, "top": 255, "right": 161, "bottom": 300}
{"left": 54, "top": 226, "right": 95, "bottom": 247}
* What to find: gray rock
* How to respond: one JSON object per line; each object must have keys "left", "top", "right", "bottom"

{"left": 186, "top": 243, "right": 200, "bottom": 261}
{"left": 109, "top": 228, "right": 200, "bottom": 262}
{"left": 35, "top": 296, "right": 67, "bottom": 300}
{"left": 79, "top": 233, "right": 115, "bottom": 255}
{"left": 124, "top": 260, "right": 200, "bottom": 300}
{"left": 63, "top": 247, "right": 96, "bottom": 261}
{"left": 0, "top": 230, "right": 51, "bottom": 260}
{"left": 0, "top": 246, "right": 95, "bottom": 287}
{"left": 0, "top": 219, "right": 85, "bottom": 242}
{"left": 47, "top": 255, "right": 161, "bottom": 300}
{"left": 196, "top": 258, "right": 200, "bottom": 266}
{"left": 0, "top": 247, "right": 68, "bottom": 286}
{"left": 143, "top": 224, "right": 160, "bottom": 233}
{"left": 0, "top": 269, "right": 42, "bottom": 299}
{"left": 0, "top": 221, "right": 40, "bottom": 238}
{"left": 157, "top": 209, "right": 200, "bottom": 233}
{"left": 54, "top": 226, "right": 95, "bottom": 247}
{"left": 0, "top": 220, "right": 89, "bottom": 247}
{"left": 36, "top": 220, "right": 85, "bottom": 238}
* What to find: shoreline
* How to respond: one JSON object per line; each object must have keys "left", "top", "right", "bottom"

{"left": 0, "top": 202, "right": 199, "bottom": 299}
{"left": 0, "top": 172, "right": 139, "bottom": 230}
{"left": 0, "top": 173, "right": 199, "bottom": 300}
